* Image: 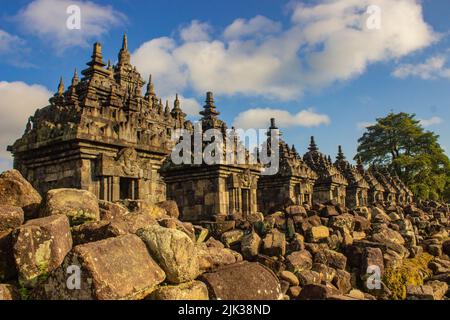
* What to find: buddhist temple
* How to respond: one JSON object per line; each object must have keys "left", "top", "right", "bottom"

{"left": 334, "top": 146, "right": 369, "bottom": 208}
{"left": 257, "top": 119, "right": 317, "bottom": 213}
{"left": 303, "top": 137, "right": 348, "bottom": 205}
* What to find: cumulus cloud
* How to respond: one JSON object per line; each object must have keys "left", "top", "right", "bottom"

{"left": 0, "top": 29, "right": 33, "bottom": 67}
{"left": 0, "top": 29, "right": 25, "bottom": 55}
{"left": 232, "top": 108, "right": 330, "bottom": 130}
{"left": 132, "top": 37, "right": 188, "bottom": 97}
{"left": 0, "top": 81, "right": 52, "bottom": 171}
{"left": 392, "top": 55, "right": 450, "bottom": 80}
{"left": 16, "top": 0, "right": 126, "bottom": 52}
{"left": 223, "top": 15, "right": 282, "bottom": 40}
{"left": 180, "top": 20, "right": 212, "bottom": 42}
{"left": 419, "top": 116, "right": 443, "bottom": 127}
{"left": 292, "top": 0, "right": 438, "bottom": 86}
{"left": 131, "top": 0, "right": 436, "bottom": 101}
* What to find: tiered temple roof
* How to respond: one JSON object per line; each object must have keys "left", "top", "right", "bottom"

{"left": 12, "top": 35, "right": 188, "bottom": 157}
{"left": 303, "top": 137, "right": 348, "bottom": 187}
{"left": 334, "top": 146, "right": 369, "bottom": 191}
{"left": 356, "top": 157, "right": 385, "bottom": 203}
{"left": 265, "top": 119, "right": 317, "bottom": 180}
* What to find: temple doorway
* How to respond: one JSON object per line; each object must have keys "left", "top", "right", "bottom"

{"left": 120, "top": 177, "right": 138, "bottom": 200}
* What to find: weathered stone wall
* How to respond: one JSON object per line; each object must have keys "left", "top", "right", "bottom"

{"left": 164, "top": 166, "right": 259, "bottom": 222}
{"left": 1, "top": 169, "right": 448, "bottom": 301}
{"left": 258, "top": 177, "right": 315, "bottom": 213}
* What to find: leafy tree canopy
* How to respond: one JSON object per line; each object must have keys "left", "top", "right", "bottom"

{"left": 355, "top": 112, "right": 450, "bottom": 202}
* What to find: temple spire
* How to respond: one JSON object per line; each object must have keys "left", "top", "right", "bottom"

{"left": 165, "top": 100, "right": 170, "bottom": 115}
{"left": 356, "top": 155, "right": 364, "bottom": 171}
{"left": 269, "top": 118, "right": 278, "bottom": 130}
{"left": 81, "top": 42, "right": 110, "bottom": 79}
{"left": 171, "top": 93, "right": 186, "bottom": 118}
{"left": 267, "top": 117, "right": 281, "bottom": 139}
{"left": 57, "top": 77, "right": 64, "bottom": 96}
{"left": 173, "top": 93, "right": 181, "bottom": 110}
{"left": 336, "top": 145, "right": 346, "bottom": 161}
{"left": 158, "top": 98, "right": 163, "bottom": 113}
{"left": 71, "top": 69, "right": 79, "bottom": 86}
{"left": 200, "top": 91, "right": 220, "bottom": 118}
{"left": 88, "top": 42, "right": 105, "bottom": 67}
{"left": 118, "top": 33, "right": 131, "bottom": 66}
{"left": 146, "top": 74, "right": 155, "bottom": 96}
{"left": 122, "top": 33, "right": 128, "bottom": 51}
{"left": 308, "top": 136, "right": 318, "bottom": 152}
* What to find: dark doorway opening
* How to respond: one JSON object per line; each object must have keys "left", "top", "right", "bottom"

{"left": 120, "top": 177, "right": 138, "bottom": 200}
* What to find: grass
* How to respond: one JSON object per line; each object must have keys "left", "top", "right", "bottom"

{"left": 383, "top": 253, "right": 434, "bottom": 300}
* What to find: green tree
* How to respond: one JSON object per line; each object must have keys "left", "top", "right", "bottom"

{"left": 355, "top": 112, "right": 450, "bottom": 202}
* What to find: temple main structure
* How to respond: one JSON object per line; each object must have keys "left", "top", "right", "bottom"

{"left": 9, "top": 35, "right": 188, "bottom": 203}
{"left": 8, "top": 36, "right": 414, "bottom": 219}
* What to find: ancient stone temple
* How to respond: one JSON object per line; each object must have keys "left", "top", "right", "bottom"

{"left": 7, "top": 37, "right": 419, "bottom": 220}
{"left": 257, "top": 119, "right": 317, "bottom": 213}
{"left": 371, "top": 168, "right": 398, "bottom": 205}
{"left": 355, "top": 158, "right": 385, "bottom": 204}
{"left": 334, "top": 146, "right": 369, "bottom": 208}
{"left": 303, "top": 137, "right": 348, "bottom": 205}
{"left": 389, "top": 174, "right": 414, "bottom": 205}
{"left": 161, "top": 92, "right": 261, "bottom": 222}
{"left": 8, "top": 35, "right": 188, "bottom": 203}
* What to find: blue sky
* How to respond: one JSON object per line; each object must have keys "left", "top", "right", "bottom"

{"left": 1, "top": 0, "right": 450, "bottom": 171}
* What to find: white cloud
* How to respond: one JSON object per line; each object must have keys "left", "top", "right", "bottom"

{"left": 393, "top": 55, "right": 450, "bottom": 80}
{"left": 0, "top": 81, "right": 52, "bottom": 171}
{"left": 223, "top": 15, "right": 281, "bottom": 40}
{"left": 357, "top": 117, "right": 443, "bottom": 130}
{"left": 357, "top": 121, "right": 375, "bottom": 130}
{"left": 16, "top": 0, "right": 126, "bottom": 52}
{"left": 132, "top": 37, "right": 188, "bottom": 97}
{"left": 419, "top": 116, "right": 443, "bottom": 127}
{"left": 180, "top": 20, "right": 212, "bottom": 42}
{"left": 131, "top": 0, "right": 436, "bottom": 101}
{"left": 232, "top": 108, "right": 330, "bottom": 130}
{"left": 0, "top": 29, "right": 25, "bottom": 55}
{"left": 292, "top": 0, "right": 438, "bottom": 86}
{"left": 0, "top": 29, "right": 33, "bottom": 67}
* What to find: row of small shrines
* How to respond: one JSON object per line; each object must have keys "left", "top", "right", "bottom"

{"left": 8, "top": 36, "right": 414, "bottom": 223}
{"left": 162, "top": 104, "right": 414, "bottom": 222}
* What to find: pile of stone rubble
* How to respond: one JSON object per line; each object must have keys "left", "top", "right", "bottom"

{"left": 0, "top": 169, "right": 448, "bottom": 300}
